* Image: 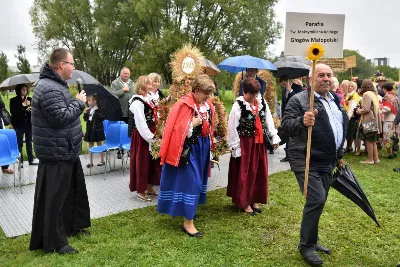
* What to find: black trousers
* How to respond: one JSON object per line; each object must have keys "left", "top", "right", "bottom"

{"left": 15, "top": 123, "right": 33, "bottom": 163}
{"left": 294, "top": 171, "right": 332, "bottom": 248}
{"left": 29, "top": 159, "right": 91, "bottom": 252}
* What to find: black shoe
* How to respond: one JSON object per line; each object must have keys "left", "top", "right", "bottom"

{"left": 57, "top": 245, "right": 79, "bottom": 255}
{"left": 71, "top": 229, "right": 91, "bottom": 237}
{"left": 280, "top": 157, "right": 289, "bottom": 162}
{"left": 316, "top": 243, "right": 331, "bottom": 255}
{"left": 394, "top": 168, "right": 400, "bottom": 172}
{"left": 29, "top": 162, "right": 38, "bottom": 166}
{"left": 20, "top": 164, "right": 23, "bottom": 169}
{"left": 250, "top": 205, "right": 262, "bottom": 213}
{"left": 243, "top": 209, "right": 257, "bottom": 216}
{"left": 269, "top": 149, "right": 274, "bottom": 154}
{"left": 299, "top": 246, "right": 323, "bottom": 266}
{"left": 388, "top": 154, "right": 397, "bottom": 159}
{"left": 181, "top": 226, "right": 202, "bottom": 238}
{"left": 86, "top": 163, "right": 94, "bottom": 168}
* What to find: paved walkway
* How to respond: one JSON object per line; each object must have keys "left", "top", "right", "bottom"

{"left": 0, "top": 148, "right": 290, "bottom": 238}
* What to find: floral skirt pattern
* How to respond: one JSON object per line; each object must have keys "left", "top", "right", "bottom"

{"left": 382, "top": 121, "right": 400, "bottom": 148}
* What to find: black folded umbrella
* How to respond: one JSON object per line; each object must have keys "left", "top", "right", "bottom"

{"left": 82, "top": 84, "right": 122, "bottom": 121}
{"left": 332, "top": 164, "right": 380, "bottom": 227}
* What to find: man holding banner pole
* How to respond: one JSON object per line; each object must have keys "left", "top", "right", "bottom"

{"left": 282, "top": 64, "right": 348, "bottom": 266}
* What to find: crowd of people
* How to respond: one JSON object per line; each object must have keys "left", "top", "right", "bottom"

{"left": 1, "top": 47, "right": 400, "bottom": 266}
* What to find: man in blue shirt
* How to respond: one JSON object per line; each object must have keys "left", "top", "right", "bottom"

{"left": 282, "top": 64, "right": 348, "bottom": 266}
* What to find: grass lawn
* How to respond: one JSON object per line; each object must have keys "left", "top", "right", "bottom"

{"left": 1, "top": 153, "right": 400, "bottom": 266}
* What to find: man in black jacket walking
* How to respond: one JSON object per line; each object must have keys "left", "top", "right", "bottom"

{"left": 29, "top": 48, "right": 90, "bottom": 255}
{"left": 282, "top": 64, "right": 348, "bottom": 266}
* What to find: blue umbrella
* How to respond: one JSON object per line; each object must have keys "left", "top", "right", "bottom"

{"left": 218, "top": 55, "right": 277, "bottom": 73}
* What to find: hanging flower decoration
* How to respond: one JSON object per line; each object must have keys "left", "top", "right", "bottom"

{"left": 306, "top": 43, "right": 325, "bottom": 61}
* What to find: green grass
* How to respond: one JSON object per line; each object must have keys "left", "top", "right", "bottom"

{"left": 1, "top": 153, "right": 400, "bottom": 266}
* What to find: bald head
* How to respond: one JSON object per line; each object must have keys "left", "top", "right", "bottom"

{"left": 120, "top": 67, "right": 131, "bottom": 82}
{"left": 310, "top": 64, "right": 333, "bottom": 97}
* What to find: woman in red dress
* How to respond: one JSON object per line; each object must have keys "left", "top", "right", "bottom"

{"left": 227, "top": 78, "right": 280, "bottom": 215}
{"left": 128, "top": 76, "right": 161, "bottom": 201}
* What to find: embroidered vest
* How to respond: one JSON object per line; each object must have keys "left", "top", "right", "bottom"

{"left": 236, "top": 98, "right": 267, "bottom": 137}
{"left": 186, "top": 109, "right": 212, "bottom": 144}
{"left": 128, "top": 97, "right": 156, "bottom": 138}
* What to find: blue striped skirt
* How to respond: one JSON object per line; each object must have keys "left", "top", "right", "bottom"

{"left": 157, "top": 135, "right": 210, "bottom": 220}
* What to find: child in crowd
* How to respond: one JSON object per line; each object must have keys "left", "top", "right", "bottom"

{"left": 83, "top": 94, "right": 106, "bottom": 168}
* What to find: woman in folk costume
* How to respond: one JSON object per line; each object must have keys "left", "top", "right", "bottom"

{"left": 148, "top": 73, "right": 166, "bottom": 105}
{"left": 381, "top": 82, "right": 399, "bottom": 159}
{"left": 128, "top": 76, "right": 161, "bottom": 201}
{"left": 227, "top": 78, "right": 280, "bottom": 215}
{"left": 157, "top": 74, "right": 215, "bottom": 238}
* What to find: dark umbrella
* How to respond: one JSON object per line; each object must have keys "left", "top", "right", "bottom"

{"left": 332, "top": 164, "right": 380, "bottom": 227}
{"left": 0, "top": 74, "right": 39, "bottom": 91}
{"left": 82, "top": 84, "right": 122, "bottom": 121}
{"left": 66, "top": 70, "right": 100, "bottom": 85}
{"left": 272, "top": 56, "right": 311, "bottom": 79}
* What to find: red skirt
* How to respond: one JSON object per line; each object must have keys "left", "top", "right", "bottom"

{"left": 129, "top": 129, "right": 161, "bottom": 193}
{"left": 227, "top": 136, "right": 268, "bottom": 209}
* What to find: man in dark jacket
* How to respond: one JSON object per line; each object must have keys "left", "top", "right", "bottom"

{"left": 282, "top": 64, "right": 348, "bottom": 266}
{"left": 238, "top": 68, "right": 267, "bottom": 97}
{"left": 29, "top": 48, "right": 90, "bottom": 255}
{"left": 279, "top": 76, "right": 299, "bottom": 162}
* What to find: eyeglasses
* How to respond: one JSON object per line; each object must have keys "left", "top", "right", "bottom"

{"left": 62, "top": 61, "right": 75, "bottom": 67}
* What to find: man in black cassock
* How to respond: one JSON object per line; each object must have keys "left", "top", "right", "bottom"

{"left": 29, "top": 48, "right": 90, "bottom": 254}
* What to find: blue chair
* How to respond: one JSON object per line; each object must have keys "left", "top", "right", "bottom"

{"left": 103, "top": 120, "right": 110, "bottom": 137}
{"left": 119, "top": 124, "right": 131, "bottom": 173}
{"left": 0, "top": 129, "right": 20, "bottom": 159}
{"left": 88, "top": 123, "right": 121, "bottom": 174}
{"left": 0, "top": 134, "right": 21, "bottom": 193}
{"left": 120, "top": 124, "right": 131, "bottom": 151}
{"left": 103, "top": 120, "right": 125, "bottom": 137}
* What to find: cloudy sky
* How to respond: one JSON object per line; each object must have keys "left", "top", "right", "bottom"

{"left": 1, "top": 0, "right": 400, "bottom": 68}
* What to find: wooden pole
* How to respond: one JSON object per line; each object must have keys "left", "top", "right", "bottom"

{"left": 350, "top": 67, "right": 353, "bottom": 79}
{"left": 304, "top": 60, "right": 317, "bottom": 198}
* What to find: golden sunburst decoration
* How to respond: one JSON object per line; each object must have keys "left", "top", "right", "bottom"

{"left": 306, "top": 43, "right": 325, "bottom": 61}
{"left": 170, "top": 44, "right": 203, "bottom": 83}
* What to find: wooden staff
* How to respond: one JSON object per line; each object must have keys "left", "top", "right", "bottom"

{"left": 304, "top": 60, "right": 317, "bottom": 198}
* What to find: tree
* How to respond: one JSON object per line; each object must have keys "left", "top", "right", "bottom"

{"left": 336, "top": 49, "right": 375, "bottom": 81}
{"left": 130, "top": 0, "right": 282, "bottom": 84}
{"left": 30, "top": 0, "right": 282, "bottom": 85}
{"left": 0, "top": 51, "right": 8, "bottom": 83}
{"left": 15, "top": 45, "right": 32, "bottom": 74}
{"left": 30, "top": 0, "right": 146, "bottom": 85}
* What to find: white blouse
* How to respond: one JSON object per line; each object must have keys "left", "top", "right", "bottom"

{"left": 187, "top": 102, "right": 211, "bottom": 138}
{"left": 129, "top": 95, "right": 154, "bottom": 150}
{"left": 228, "top": 95, "right": 281, "bottom": 158}
{"left": 148, "top": 91, "right": 160, "bottom": 106}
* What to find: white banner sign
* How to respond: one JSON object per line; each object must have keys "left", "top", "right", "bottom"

{"left": 284, "top": 12, "right": 345, "bottom": 58}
